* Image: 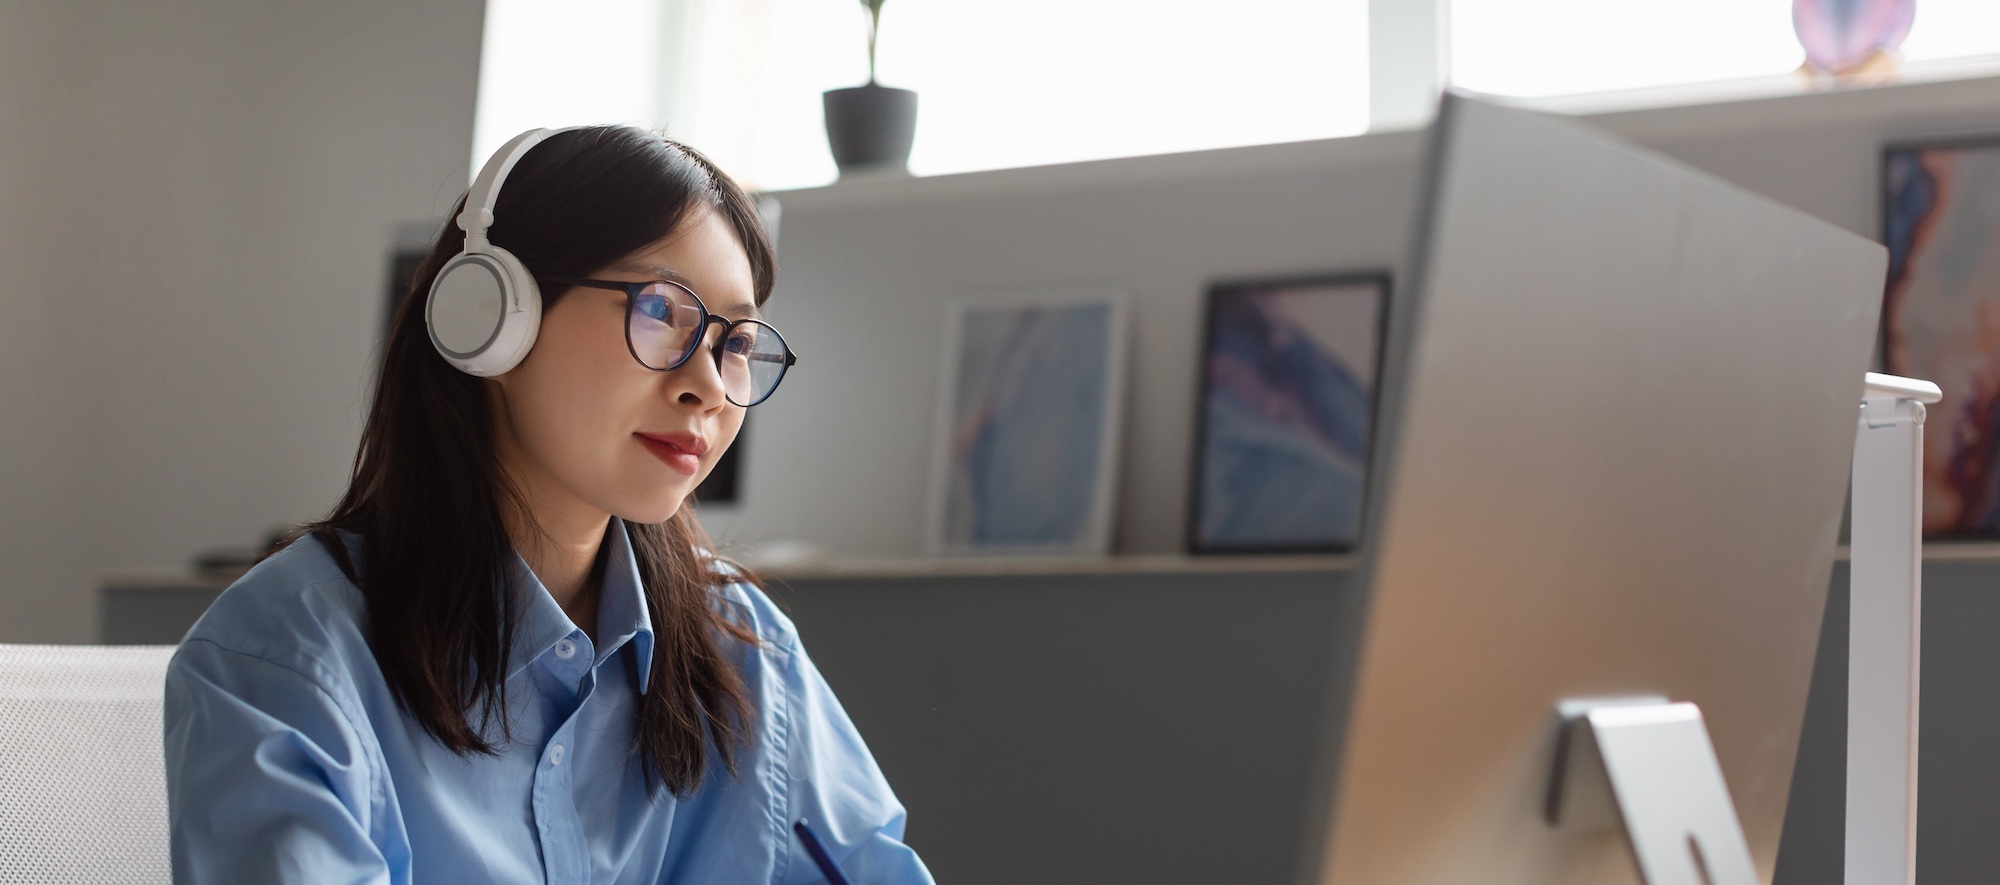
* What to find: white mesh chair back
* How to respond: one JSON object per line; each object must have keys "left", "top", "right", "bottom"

{"left": 0, "top": 645, "right": 173, "bottom": 884}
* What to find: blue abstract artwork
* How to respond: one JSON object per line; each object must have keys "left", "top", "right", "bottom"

{"left": 1193, "top": 276, "right": 1385, "bottom": 551}
{"left": 937, "top": 299, "right": 1122, "bottom": 552}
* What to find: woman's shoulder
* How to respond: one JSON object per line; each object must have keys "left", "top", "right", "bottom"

{"left": 708, "top": 564, "right": 800, "bottom": 652}
{"left": 174, "top": 533, "right": 374, "bottom": 690}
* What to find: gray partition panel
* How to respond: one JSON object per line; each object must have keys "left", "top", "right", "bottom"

{"left": 774, "top": 564, "right": 2000, "bottom": 885}
{"left": 1776, "top": 561, "right": 2000, "bottom": 885}
{"left": 100, "top": 583, "right": 227, "bottom": 646}
{"left": 766, "top": 569, "right": 1347, "bottom": 885}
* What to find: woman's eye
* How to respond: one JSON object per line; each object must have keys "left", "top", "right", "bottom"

{"left": 724, "top": 333, "right": 756, "bottom": 355}
{"left": 635, "top": 295, "right": 670, "bottom": 322}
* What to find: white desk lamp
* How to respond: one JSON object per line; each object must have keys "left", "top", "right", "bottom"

{"left": 1848, "top": 371, "right": 1940, "bottom": 885}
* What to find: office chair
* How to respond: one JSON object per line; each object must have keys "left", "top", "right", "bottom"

{"left": 0, "top": 644, "right": 173, "bottom": 884}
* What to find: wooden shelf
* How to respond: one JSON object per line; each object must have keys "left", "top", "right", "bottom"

{"left": 771, "top": 543, "right": 2000, "bottom": 579}
{"left": 97, "top": 554, "right": 1357, "bottom": 593}
{"left": 100, "top": 543, "right": 2000, "bottom": 593}
{"left": 1835, "top": 542, "right": 2000, "bottom": 563}
{"left": 760, "top": 553, "right": 1355, "bottom": 581}
{"left": 97, "top": 568, "right": 235, "bottom": 590}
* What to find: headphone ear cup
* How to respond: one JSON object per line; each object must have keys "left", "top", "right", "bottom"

{"left": 426, "top": 246, "right": 542, "bottom": 377}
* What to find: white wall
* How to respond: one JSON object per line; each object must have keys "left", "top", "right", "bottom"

{"left": 10, "top": 4, "right": 2000, "bottom": 638}
{"left": 709, "top": 74, "right": 2000, "bottom": 559}
{"left": 0, "top": 3, "right": 85, "bottom": 641}
{"left": 0, "top": 0, "right": 484, "bottom": 641}
{"left": 703, "top": 135, "right": 1424, "bottom": 557}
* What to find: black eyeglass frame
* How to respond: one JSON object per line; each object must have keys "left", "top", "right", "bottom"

{"left": 548, "top": 277, "right": 799, "bottom": 407}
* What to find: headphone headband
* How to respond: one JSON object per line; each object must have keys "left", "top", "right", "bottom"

{"left": 428, "top": 125, "right": 583, "bottom": 377}
{"left": 456, "top": 126, "right": 583, "bottom": 250}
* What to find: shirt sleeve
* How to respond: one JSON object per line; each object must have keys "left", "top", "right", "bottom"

{"left": 781, "top": 641, "right": 936, "bottom": 885}
{"left": 164, "top": 639, "right": 397, "bottom": 885}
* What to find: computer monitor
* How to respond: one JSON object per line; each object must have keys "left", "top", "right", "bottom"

{"left": 1302, "top": 93, "right": 1885, "bottom": 884}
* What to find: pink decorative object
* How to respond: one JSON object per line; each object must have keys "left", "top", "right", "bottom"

{"left": 1793, "top": 0, "right": 1916, "bottom": 73}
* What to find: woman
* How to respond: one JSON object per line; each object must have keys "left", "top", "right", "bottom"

{"left": 163, "top": 126, "right": 934, "bottom": 884}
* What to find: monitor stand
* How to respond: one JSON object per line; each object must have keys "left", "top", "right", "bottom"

{"left": 1546, "top": 697, "right": 1758, "bottom": 885}
{"left": 1536, "top": 375, "right": 1939, "bottom": 885}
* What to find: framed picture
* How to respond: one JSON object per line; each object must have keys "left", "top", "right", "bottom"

{"left": 926, "top": 291, "right": 1128, "bottom": 556}
{"left": 693, "top": 423, "right": 742, "bottom": 505}
{"left": 383, "top": 220, "right": 440, "bottom": 337}
{"left": 383, "top": 246, "right": 427, "bottom": 337}
{"left": 1882, "top": 136, "right": 2000, "bottom": 539}
{"left": 1188, "top": 272, "right": 1389, "bottom": 553}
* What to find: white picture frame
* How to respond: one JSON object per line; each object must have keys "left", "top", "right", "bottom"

{"left": 924, "top": 290, "right": 1129, "bottom": 556}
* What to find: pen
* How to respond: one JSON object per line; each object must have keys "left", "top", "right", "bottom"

{"left": 792, "top": 819, "right": 855, "bottom": 885}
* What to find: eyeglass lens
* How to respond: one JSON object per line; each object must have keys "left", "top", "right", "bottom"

{"left": 626, "top": 281, "right": 790, "bottom": 406}
{"left": 627, "top": 282, "right": 707, "bottom": 369}
{"left": 716, "top": 320, "right": 789, "bottom": 406}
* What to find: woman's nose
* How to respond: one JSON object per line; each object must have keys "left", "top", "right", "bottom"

{"left": 671, "top": 324, "right": 729, "bottom": 406}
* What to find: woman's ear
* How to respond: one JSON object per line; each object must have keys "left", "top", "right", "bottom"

{"left": 483, "top": 376, "right": 517, "bottom": 424}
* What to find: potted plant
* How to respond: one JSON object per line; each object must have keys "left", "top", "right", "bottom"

{"left": 822, "top": 0, "right": 918, "bottom": 176}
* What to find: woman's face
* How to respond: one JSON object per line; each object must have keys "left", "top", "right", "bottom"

{"left": 490, "top": 206, "right": 757, "bottom": 527}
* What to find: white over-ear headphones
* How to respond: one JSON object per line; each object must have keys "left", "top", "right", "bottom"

{"left": 426, "top": 126, "right": 579, "bottom": 377}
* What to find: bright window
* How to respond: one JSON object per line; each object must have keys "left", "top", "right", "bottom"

{"left": 474, "top": 0, "right": 1369, "bottom": 191}
{"left": 1900, "top": 0, "right": 2000, "bottom": 62}
{"left": 472, "top": 0, "right": 668, "bottom": 175}
{"left": 749, "top": 0, "right": 1371, "bottom": 187}
{"left": 472, "top": 1, "right": 2000, "bottom": 191}
{"left": 1450, "top": 0, "right": 2000, "bottom": 100}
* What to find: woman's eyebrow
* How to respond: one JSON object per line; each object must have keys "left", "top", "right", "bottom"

{"left": 605, "top": 262, "right": 695, "bottom": 286}
{"left": 605, "top": 261, "right": 759, "bottom": 318}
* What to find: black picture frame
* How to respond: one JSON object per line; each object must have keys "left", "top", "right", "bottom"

{"left": 1880, "top": 133, "right": 2000, "bottom": 540}
{"left": 383, "top": 244, "right": 429, "bottom": 339}
{"left": 693, "top": 421, "right": 742, "bottom": 505}
{"left": 1186, "top": 271, "right": 1391, "bottom": 554}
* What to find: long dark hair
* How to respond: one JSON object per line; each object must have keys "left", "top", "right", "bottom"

{"left": 306, "top": 126, "right": 775, "bottom": 796}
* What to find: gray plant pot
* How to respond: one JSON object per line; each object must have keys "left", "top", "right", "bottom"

{"left": 823, "top": 83, "right": 918, "bottom": 176}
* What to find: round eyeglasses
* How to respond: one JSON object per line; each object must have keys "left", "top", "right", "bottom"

{"left": 549, "top": 278, "right": 797, "bottom": 407}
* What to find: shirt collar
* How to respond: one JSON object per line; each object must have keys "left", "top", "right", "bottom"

{"left": 598, "top": 518, "right": 656, "bottom": 692}
{"left": 506, "top": 518, "right": 657, "bottom": 692}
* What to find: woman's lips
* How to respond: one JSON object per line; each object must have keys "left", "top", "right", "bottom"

{"left": 635, "top": 432, "right": 706, "bottom": 476}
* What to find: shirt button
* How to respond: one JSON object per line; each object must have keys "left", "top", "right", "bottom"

{"left": 554, "top": 639, "right": 577, "bottom": 660}
{"left": 549, "top": 744, "right": 565, "bottom": 766}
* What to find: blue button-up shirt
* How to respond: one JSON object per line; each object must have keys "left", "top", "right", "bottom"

{"left": 164, "top": 521, "right": 933, "bottom": 884}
